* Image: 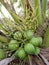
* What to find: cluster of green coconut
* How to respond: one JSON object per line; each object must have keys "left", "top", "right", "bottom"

{"left": 0, "top": 30, "right": 42, "bottom": 60}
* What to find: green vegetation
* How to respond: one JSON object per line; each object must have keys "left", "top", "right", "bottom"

{"left": 0, "top": 0, "right": 48, "bottom": 62}
{"left": 0, "top": 49, "right": 6, "bottom": 60}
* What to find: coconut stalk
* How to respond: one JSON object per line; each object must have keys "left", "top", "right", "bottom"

{"left": 0, "top": 55, "right": 15, "bottom": 65}
{"left": 44, "top": 27, "right": 49, "bottom": 47}
{"left": 42, "top": 0, "right": 47, "bottom": 22}
{"left": 28, "top": 55, "right": 32, "bottom": 65}
{"left": 34, "top": 0, "right": 42, "bottom": 25}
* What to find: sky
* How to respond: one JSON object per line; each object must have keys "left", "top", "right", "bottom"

{"left": 0, "top": 3, "right": 13, "bottom": 19}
